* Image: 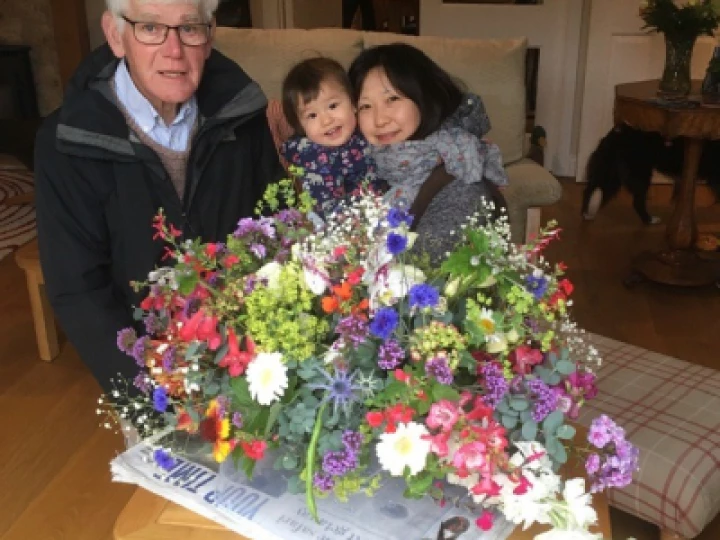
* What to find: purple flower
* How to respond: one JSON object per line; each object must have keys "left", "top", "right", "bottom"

{"left": 161, "top": 346, "right": 176, "bottom": 371}
{"left": 387, "top": 208, "right": 413, "bottom": 228}
{"left": 131, "top": 336, "right": 150, "bottom": 367}
{"left": 308, "top": 368, "right": 363, "bottom": 418}
{"left": 117, "top": 327, "right": 138, "bottom": 355}
{"left": 153, "top": 386, "right": 168, "bottom": 412}
{"left": 250, "top": 243, "right": 267, "bottom": 259}
{"left": 342, "top": 431, "right": 363, "bottom": 452}
{"left": 426, "top": 356, "right": 453, "bottom": 385}
{"left": 313, "top": 472, "right": 335, "bottom": 492}
{"left": 525, "top": 274, "right": 549, "bottom": 299}
{"left": 276, "top": 208, "right": 303, "bottom": 225}
{"left": 232, "top": 412, "right": 244, "bottom": 429}
{"left": 322, "top": 449, "right": 358, "bottom": 476}
{"left": 408, "top": 284, "right": 440, "bottom": 309}
{"left": 588, "top": 415, "right": 615, "bottom": 449}
{"left": 479, "top": 362, "right": 509, "bottom": 407}
{"left": 378, "top": 339, "right": 404, "bottom": 370}
{"left": 133, "top": 372, "right": 151, "bottom": 393}
{"left": 257, "top": 217, "right": 276, "bottom": 239}
{"left": 528, "top": 378, "right": 559, "bottom": 422}
{"left": 234, "top": 217, "right": 256, "bottom": 237}
{"left": 369, "top": 308, "right": 399, "bottom": 340}
{"left": 585, "top": 453, "right": 600, "bottom": 475}
{"left": 335, "top": 315, "right": 369, "bottom": 346}
{"left": 153, "top": 448, "right": 177, "bottom": 471}
{"left": 386, "top": 233, "right": 408, "bottom": 255}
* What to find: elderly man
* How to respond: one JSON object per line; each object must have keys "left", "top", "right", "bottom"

{"left": 34, "top": 0, "right": 282, "bottom": 398}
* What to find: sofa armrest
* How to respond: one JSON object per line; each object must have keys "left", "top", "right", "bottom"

{"left": 504, "top": 159, "right": 562, "bottom": 243}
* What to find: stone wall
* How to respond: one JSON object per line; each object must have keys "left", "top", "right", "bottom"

{"left": 0, "top": 0, "right": 62, "bottom": 116}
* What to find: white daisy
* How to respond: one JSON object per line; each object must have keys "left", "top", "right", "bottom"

{"left": 246, "top": 352, "right": 288, "bottom": 405}
{"left": 376, "top": 422, "right": 431, "bottom": 477}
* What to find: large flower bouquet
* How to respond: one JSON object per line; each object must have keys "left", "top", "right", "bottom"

{"left": 105, "top": 175, "right": 638, "bottom": 538}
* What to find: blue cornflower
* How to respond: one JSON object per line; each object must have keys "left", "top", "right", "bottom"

{"left": 153, "top": 386, "right": 168, "bottom": 412}
{"left": 369, "top": 307, "right": 399, "bottom": 340}
{"left": 525, "top": 274, "right": 549, "bottom": 299}
{"left": 387, "top": 208, "right": 413, "bottom": 228}
{"left": 386, "top": 233, "right": 408, "bottom": 255}
{"left": 408, "top": 283, "right": 440, "bottom": 309}
{"left": 153, "top": 448, "right": 177, "bottom": 471}
{"left": 308, "top": 367, "right": 363, "bottom": 418}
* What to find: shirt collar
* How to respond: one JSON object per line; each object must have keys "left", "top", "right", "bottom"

{"left": 113, "top": 59, "right": 197, "bottom": 132}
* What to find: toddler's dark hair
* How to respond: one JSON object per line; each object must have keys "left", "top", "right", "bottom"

{"left": 281, "top": 57, "right": 354, "bottom": 136}
{"left": 348, "top": 43, "right": 463, "bottom": 140}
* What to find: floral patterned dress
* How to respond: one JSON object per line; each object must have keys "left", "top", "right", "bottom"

{"left": 280, "top": 131, "right": 379, "bottom": 216}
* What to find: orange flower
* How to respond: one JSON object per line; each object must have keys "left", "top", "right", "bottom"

{"left": 321, "top": 295, "right": 339, "bottom": 314}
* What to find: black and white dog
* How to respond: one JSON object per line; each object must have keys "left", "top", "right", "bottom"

{"left": 581, "top": 124, "right": 720, "bottom": 224}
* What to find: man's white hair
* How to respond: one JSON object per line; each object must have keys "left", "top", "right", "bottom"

{"left": 106, "top": 0, "right": 219, "bottom": 22}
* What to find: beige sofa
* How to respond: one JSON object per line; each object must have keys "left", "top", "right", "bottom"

{"left": 213, "top": 28, "right": 562, "bottom": 243}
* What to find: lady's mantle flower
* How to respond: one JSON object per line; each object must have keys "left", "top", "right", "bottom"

{"left": 246, "top": 352, "right": 288, "bottom": 405}
{"left": 369, "top": 307, "right": 399, "bottom": 340}
{"left": 408, "top": 283, "right": 440, "bottom": 309}
{"left": 376, "top": 421, "right": 431, "bottom": 476}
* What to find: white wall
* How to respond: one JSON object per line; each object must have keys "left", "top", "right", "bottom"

{"left": 420, "top": 0, "right": 586, "bottom": 177}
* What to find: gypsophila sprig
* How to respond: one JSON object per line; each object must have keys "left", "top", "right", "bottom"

{"left": 103, "top": 181, "right": 637, "bottom": 534}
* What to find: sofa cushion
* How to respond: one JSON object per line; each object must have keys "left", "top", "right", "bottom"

{"left": 213, "top": 28, "right": 364, "bottom": 101}
{"left": 504, "top": 159, "right": 562, "bottom": 243}
{"left": 362, "top": 32, "right": 527, "bottom": 165}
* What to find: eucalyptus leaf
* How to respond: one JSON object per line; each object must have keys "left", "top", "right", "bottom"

{"left": 213, "top": 343, "right": 229, "bottom": 365}
{"left": 547, "top": 351, "right": 558, "bottom": 367}
{"left": 520, "top": 410, "right": 533, "bottom": 423}
{"left": 555, "top": 360, "right": 576, "bottom": 375}
{"left": 281, "top": 454, "right": 298, "bottom": 470}
{"left": 545, "top": 436, "right": 559, "bottom": 454}
{"left": 556, "top": 424, "right": 576, "bottom": 440}
{"left": 555, "top": 442, "right": 568, "bottom": 464}
{"left": 510, "top": 398, "right": 530, "bottom": 411}
{"left": 547, "top": 372, "right": 562, "bottom": 386}
{"left": 535, "top": 366, "right": 552, "bottom": 384}
{"left": 521, "top": 420, "right": 538, "bottom": 440}
{"left": 543, "top": 410, "right": 564, "bottom": 434}
{"left": 495, "top": 399, "right": 511, "bottom": 414}
{"left": 501, "top": 414, "right": 518, "bottom": 429}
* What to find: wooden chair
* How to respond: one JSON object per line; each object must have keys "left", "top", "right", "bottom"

{"left": 14, "top": 239, "right": 59, "bottom": 361}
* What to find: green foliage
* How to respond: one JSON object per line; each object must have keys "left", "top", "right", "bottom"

{"left": 641, "top": 0, "right": 719, "bottom": 39}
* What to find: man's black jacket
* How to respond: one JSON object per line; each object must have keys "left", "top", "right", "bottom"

{"left": 35, "top": 45, "right": 283, "bottom": 394}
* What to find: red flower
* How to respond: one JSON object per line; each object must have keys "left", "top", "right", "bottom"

{"left": 218, "top": 330, "right": 255, "bottom": 377}
{"left": 512, "top": 474, "right": 533, "bottom": 495}
{"left": 510, "top": 345, "right": 544, "bottom": 375}
{"left": 346, "top": 267, "right": 364, "bottom": 285}
{"left": 223, "top": 254, "right": 240, "bottom": 268}
{"left": 241, "top": 440, "right": 267, "bottom": 460}
{"left": 179, "top": 309, "right": 222, "bottom": 350}
{"left": 366, "top": 411, "right": 384, "bottom": 428}
{"left": 475, "top": 510, "right": 494, "bottom": 531}
{"left": 394, "top": 369, "right": 411, "bottom": 383}
{"left": 558, "top": 278, "right": 574, "bottom": 296}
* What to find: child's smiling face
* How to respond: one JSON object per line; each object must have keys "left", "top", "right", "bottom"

{"left": 356, "top": 67, "right": 421, "bottom": 146}
{"left": 297, "top": 78, "right": 357, "bottom": 147}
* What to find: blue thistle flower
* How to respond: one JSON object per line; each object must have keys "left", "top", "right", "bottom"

{"left": 308, "top": 367, "right": 363, "bottom": 418}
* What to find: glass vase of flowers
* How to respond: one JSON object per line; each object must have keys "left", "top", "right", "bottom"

{"left": 640, "top": 0, "right": 720, "bottom": 100}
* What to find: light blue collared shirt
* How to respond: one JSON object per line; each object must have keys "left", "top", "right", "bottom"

{"left": 113, "top": 60, "right": 198, "bottom": 151}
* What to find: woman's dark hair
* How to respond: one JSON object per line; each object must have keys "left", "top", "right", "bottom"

{"left": 348, "top": 43, "right": 463, "bottom": 140}
{"left": 281, "top": 57, "right": 354, "bottom": 136}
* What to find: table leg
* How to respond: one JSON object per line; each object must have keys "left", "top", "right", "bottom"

{"left": 666, "top": 137, "right": 701, "bottom": 250}
{"left": 627, "top": 138, "right": 720, "bottom": 287}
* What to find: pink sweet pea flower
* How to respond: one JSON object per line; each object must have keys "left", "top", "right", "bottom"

{"left": 426, "top": 400, "right": 460, "bottom": 432}
{"left": 423, "top": 431, "right": 450, "bottom": 458}
{"left": 452, "top": 441, "right": 488, "bottom": 471}
{"left": 472, "top": 475, "right": 502, "bottom": 498}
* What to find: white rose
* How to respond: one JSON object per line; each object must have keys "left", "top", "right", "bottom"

{"left": 302, "top": 265, "right": 328, "bottom": 295}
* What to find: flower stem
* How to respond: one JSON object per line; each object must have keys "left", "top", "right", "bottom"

{"left": 305, "top": 401, "right": 327, "bottom": 523}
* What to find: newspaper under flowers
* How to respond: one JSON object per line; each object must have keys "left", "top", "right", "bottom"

{"left": 102, "top": 176, "right": 638, "bottom": 538}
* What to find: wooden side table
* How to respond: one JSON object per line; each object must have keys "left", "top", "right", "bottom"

{"left": 615, "top": 80, "right": 720, "bottom": 287}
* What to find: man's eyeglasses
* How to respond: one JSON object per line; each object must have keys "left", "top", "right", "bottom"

{"left": 121, "top": 16, "right": 212, "bottom": 46}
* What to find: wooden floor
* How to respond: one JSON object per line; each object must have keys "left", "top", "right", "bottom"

{"left": 0, "top": 178, "right": 718, "bottom": 540}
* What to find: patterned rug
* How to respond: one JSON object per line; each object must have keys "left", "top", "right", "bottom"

{"left": 0, "top": 168, "right": 36, "bottom": 262}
